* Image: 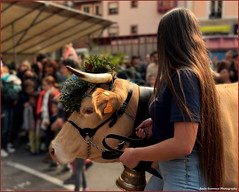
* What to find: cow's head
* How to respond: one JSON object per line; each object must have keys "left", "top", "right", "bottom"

{"left": 50, "top": 66, "right": 139, "bottom": 164}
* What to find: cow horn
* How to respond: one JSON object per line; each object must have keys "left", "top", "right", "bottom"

{"left": 66, "top": 66, "right": 113, "bottom": 83}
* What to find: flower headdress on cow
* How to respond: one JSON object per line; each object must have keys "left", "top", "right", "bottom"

{"left": 59, "top": 55, "right": 117, "bottom": 113}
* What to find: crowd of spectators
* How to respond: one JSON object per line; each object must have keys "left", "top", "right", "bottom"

{"left": 1, "top": 45, "right": 160, "bottom": 161}
{"left": 1, "top": 48, "right": 238, "bottom": 156}
{"left": 211, "top": 50, "right": 238, "bottom": 84}
{"left": 1, "top": 43, "right": 90, "bottom": 191}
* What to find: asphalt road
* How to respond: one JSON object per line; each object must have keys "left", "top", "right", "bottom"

{"left": 1, "top": 146, "right": 151, "bottom": 191}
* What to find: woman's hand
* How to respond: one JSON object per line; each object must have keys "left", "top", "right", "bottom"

{"left": 118, "top": 148, "right": 140, "bottom": 169}
{"left": 136, "top": 118, "right": 153, "bottom": 138}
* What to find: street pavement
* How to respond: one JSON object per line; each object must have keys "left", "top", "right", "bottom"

{"left": 1, "top": 146, "right": 151, "bottom": 191}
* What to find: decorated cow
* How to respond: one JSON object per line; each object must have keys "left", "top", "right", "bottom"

{"left": 50, "top": 56, "right": 238, "bottom": 189}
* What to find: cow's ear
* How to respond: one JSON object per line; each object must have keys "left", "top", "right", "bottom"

{"left": 92, "top": 88, "right": 122, "bottom": 118}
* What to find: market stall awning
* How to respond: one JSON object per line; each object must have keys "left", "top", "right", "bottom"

{"left": 1, "top": 1, "right": 114, "bottom": 55}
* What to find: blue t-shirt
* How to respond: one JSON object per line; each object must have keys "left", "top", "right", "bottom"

{"left": 149, "top": 69, "right": 201, "bottom": 142}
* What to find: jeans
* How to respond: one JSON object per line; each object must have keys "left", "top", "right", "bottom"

{"left": 73, "top": 158, "right": 87, "bottom": 191}
{"left": 144, "top": 150, "right": 207, "bottom": 191}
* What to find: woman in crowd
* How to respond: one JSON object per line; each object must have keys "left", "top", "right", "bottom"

{"left": 17, "top": 60, "right": 31, "bottom": 82}
{"left": 43, "top": 59, "right": 63, "bottom": 84}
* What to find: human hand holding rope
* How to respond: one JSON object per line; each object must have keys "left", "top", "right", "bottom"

{"left": 136, "top": 118, "right": 153, "bottom": 139}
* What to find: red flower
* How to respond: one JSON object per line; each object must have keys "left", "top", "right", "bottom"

{"left": 87, "top": 63, "right": 93, "bottom": 71}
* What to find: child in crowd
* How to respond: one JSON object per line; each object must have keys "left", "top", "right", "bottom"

{"left": 36, "top": 76, "right": 60, "bottom": 154}
{"left": 22, "top": 92, "right": 40, "bottom": 155}
{"left": 23, "top": 79, "right": 36, "bottom": 95}
{"left": 49, "top": 100, "right": 65, "bottom": 168}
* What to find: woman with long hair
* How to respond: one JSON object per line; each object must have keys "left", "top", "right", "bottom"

{"left": 119, "top": 8, "right": 224, "bottom": 191}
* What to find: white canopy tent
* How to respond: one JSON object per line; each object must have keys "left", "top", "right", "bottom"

{"left": 1, "top": 1, "right": 114, "bottom": 65}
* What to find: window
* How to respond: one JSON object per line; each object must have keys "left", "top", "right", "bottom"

{"left": 108, "top": 2, "right": 118, "bottom": 15}
{"left": 83, "top": 7, "right": 90, "bottom": 13}
{"left": 209, "top": 1, "right": 222, "bottom": 19}
{"left": 158, "top": 1, "right": 176, "bottom": 13}
{"left": 108, "top": 27, "right": 118, "bottom": 37}
{"left": 131, "top": 25, "right": 138, "bottom": 34}
{"left": 234, "top": 24, "right": 238, "bottom": 35}
{"left": 131, "top": 1, "right": 138, "bottom": 8}
{"left": 95, "top": 5, "right": 100, "bottom": 15}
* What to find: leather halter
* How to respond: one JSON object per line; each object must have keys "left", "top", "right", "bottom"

{"left": 68, "top": 83, "right": 162, "bottom": 179}
{"left": 101, "top": 86, "right": 162, "bottom": 179}
{"left": 68, "top": 83, "right": 134, "bottom": 140}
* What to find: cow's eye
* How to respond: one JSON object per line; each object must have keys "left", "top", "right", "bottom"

{"left": 84, "top": 108, "right": 93, "bottom": 114}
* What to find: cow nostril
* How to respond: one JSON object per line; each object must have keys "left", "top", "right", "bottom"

{"left": 50, "top": 147, "right": 55, "bottom": 157}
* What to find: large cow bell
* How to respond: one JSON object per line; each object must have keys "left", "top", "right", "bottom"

{"left": 116, "top": 166, "right": 146, "bottom": 191}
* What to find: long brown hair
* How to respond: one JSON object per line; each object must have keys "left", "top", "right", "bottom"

{"left": 154, "top": 8, "right": 224, "bottom": 187}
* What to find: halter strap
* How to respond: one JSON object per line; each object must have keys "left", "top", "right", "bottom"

{"left": 109, "top": 83, "right": 133, "bottom": 127}
{"left": 68, "top": 83, "right": 134, "bottom": 139}
{"left": 102, "top": 133, "right": 148, "bottom": 156}
{"left": 68, "top": 117, "right": 113, "bottom": 139}
{"left": 102, "top": 133, "right": 162, "bottom": 179}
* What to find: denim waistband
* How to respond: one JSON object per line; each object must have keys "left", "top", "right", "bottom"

{"left": 157, "top": 150, "right": 207, "bottom": 191}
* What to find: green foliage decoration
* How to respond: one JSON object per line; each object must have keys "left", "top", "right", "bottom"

{"left": 59, "top": 55, "right": 117, "bottom": 113}
{"left": 59, "top": 77, "right": 94, "bottom": 113}
{"left": 83, "top": 55, "right": 117, "bottom": 73}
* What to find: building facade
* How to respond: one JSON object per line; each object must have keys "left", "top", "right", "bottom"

{"left": 67, "top": 1, "right": 238, "bottom": 60}
{"left": 190, "top": 1, "right": 238, "bottom": 60}
{"left": 76, "top": 1, "right": 181, "bottom": 58}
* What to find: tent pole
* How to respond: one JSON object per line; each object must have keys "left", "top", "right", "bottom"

{"left": 12, "top": 23, "right": 17, "bottom": 69}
